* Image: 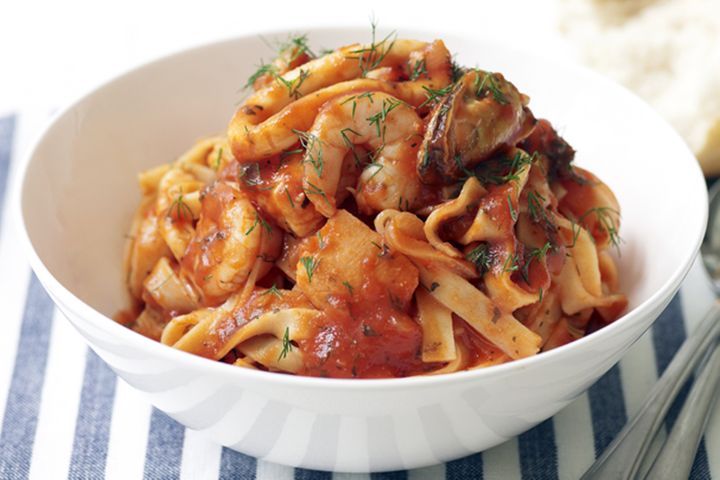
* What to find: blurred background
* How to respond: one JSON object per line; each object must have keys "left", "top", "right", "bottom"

{"left": 1, "top": 0, "right": 718, "bottom": 173}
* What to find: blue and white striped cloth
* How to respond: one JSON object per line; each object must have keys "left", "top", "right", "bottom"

{"left": 0, "top": 111, "right": 718, "bottom": 479}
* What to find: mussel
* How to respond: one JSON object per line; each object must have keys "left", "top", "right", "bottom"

{"left": 417, "top": 70, "right": 536, "bottom": 185}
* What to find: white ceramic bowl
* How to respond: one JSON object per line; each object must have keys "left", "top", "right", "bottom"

{"left": 17, "top": 27, "right": 707, "bottom": 472}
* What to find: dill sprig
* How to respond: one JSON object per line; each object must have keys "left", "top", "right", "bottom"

{"left": 502, "top": 251, "right": 522, "bottom": 273}
{"left": 366, "top": 97, "right": 402, "bottom": 139}
{"left": 521, "top": 242, "right": 551, "bottom": 283}
{"left": 526, "top": 191, "right": 547, "bottom": 223}
{"left": 507, "top": 195, "right": 518, "bottom": 222}
{"left": 340, "top": 127, "right": 363, "bottom": 166}
{"left": 342, "top": 280, "right": 354, "bottom": 296}
{"left": 275, "top": 68, "right": 310, "bottom": 99}
{"left": 245, "top": 211, "right": 272, "bottom": 236}
{"left": 280, "top": 148, "right": 304, "bottom": 159}
{"left": 167, "top": 192, "right": 193, "bottom": 223}
{"left": 419, "top": 84, "right": 454, "bottom": 108}
{"left": 293, "top": 129, "right": 324, "bottom": 178}
{"left": 474, "top": 70, "right": 508, "bottom": 105}
{"left": 300, "top": 256, "right": 319, "bottom": 283}
{"left": 453, "top": 154, "right": 474, "bottom": 178}
{"left": 466, "top": 243, "right": 491, "bottom": 274}
{"left": 341, "top": 92, "right": 375, "bottom": 119}
{"left": 243, "top": 63, "right": 309, "bottom": 99}
{"left": 474, "top": 150, "right": 536, "bottom": 185}
{"left": 278, "top": 326, "right": 293, "bottom": 360}
{"left": 244, "top": 62, "right": 277, "bottom": 90}
{"left": 304, "top": 181, "right": 331, "bottom": 207}
{"left": 348, "top": 17, "right": 397, "bottom": 77}
{"left": 572, "top": 207, "right": 623, "bottom": 253}
{"left": 261, "top": 283, "right": 283, "bottom": 298}
{"left": 249, "top": 34, "right": 316, "bottom": 94}
{"left": 277, "top": 33, "right": 316, "bottom": 61}
{"left": 409, "top": 58, "right": 427, "bottom": 80}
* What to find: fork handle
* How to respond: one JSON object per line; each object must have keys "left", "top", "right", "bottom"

{"left": 643, "top": 343, "right": 720, "bottom": 479}
{"left": 581, "top": 301, "right": 720, "bottom": 480}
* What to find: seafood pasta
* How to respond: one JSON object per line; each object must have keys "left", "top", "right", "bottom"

{"left": 119, "top": 32, "right": 627, "bottom": 378}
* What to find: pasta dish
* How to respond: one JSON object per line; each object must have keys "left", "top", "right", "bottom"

{"left": 119, "top": 31, "right": 627, "bottom": 378}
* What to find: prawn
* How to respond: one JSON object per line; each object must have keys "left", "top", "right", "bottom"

{"left": 228, "top": 40, "right": 452, "bottom": 162}
{"left": 301, "top": 91, "right": 424, "bottom": 217}
{"left": 247, "top": 150, "right": 363, "bottom": 236}
{"left": 180, "top": 182, "right": 281, "bottom": 305}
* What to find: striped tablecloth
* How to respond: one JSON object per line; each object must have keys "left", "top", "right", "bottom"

{"left": 1, "top": 111, "right": 718, "bottom": 479}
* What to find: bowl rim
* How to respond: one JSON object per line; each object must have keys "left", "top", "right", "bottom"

{"left": 15, "top": 25, "right": 709, "bottom": 391}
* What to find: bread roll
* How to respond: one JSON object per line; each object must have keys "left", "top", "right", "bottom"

{"left": 560, "top": 0, "right": 720, "bottom": 175}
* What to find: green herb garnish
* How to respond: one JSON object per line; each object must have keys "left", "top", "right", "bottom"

{"left": 366, "top": 97, "right": 402, "bottom": 139}
{"left": 261, "top": 284, "right": 283, "bottom": 298}
{"left": 167, "top": 192, "right": 193, "bottom": 223}
{"left": 507, "top": 195, "right": 518, "bottom": 222}
{"left": 466, "top": 243, "right": 491, "bottom": 274}
{"left": 304, "top": 181, "right": 332, "bottom": 207}
{"left": 474, "top": 70, "right": 508, "bottom": 104}
{"left": 348, "top": 17, "right": 397, "bottom": 77}
{"left": 409, "top": 58, "right": 427, "bottom": 80}
{"left": 526, "top": 191, "right": 547, "bottom": 223}
{"left": 571, "top": 207, "right": 622, "bottom": 253}
{"left": 300, "top": 256, "right": 319, "bottom": 283}
{"left": 521, "top": 242, "right": 551, "bottom": 282}
{"left": 278, "top": 326, "right": 293, "bottom": 360}
{"left": 419, "top": 84, "right": 454, "bottom": 108}
{"left": 293, "top": 129, "right": 324, "bottom": 177}
{"left": 245, "top": 212, "right": 272, "bottom": 236}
